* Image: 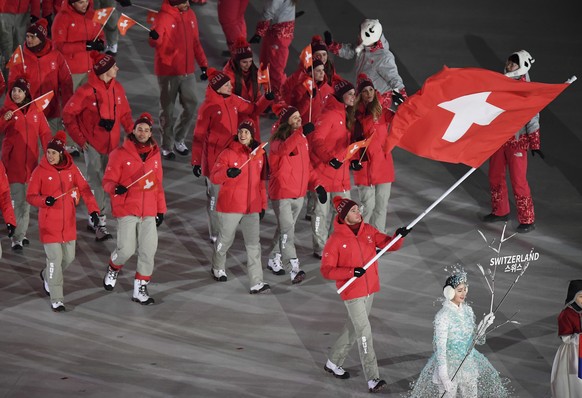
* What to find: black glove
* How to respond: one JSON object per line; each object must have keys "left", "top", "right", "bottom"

{"left": 116, "top": 0, "right": 132, "bottom": 6}
{"left": 249, "top": 34, "right": 261, "bottom": 44}
{"left": 86, "top": 39, "right": 105, "bottom": 52}
{"left": 329, "top": 158, "right": 343, "bottom": 169}
{"left": 315, "top": 185, "right": 327, "bottom": 204}
{"left": 350, "top": 159, "right": 363, "bottom": 171}
{"left": 392, "top": 90, "right": 405, "bottom": 107}
{"left": 6, "top": 223, "right": 15, "bottom": 238}
{"left": 90, "top": 211, "right": 100, "bottom": 228}
{"left": 155, "top": 213, "right": 164, "bottom": 227}
{"left": 354, "top": 267, "right": 366, "bottom": 278}
{"left": 227, "top": 167, "right": 241, "bottom": 178}
{"left": 259, "top": 209, "right": 265, "bottom": 220}
{"left": 312, "top": 88, "right": 317, "bottom": 98}
{"left": 115, "top": 185, "right": 128, "bottom": 195}
{"left": 531, "top": 149, "right": 545, "bottom": 159}
{"left": 324, "top": 30, "right": 333, "bottom": 46}
{"left": 264, "top": 91, "right": 275, "bottom": 101}
{"left": 31, "top": 15, "right": 39, "bottom": 24}
{"left": 302, "top": 122, "right": 315, "bottom": 135}
{"left": 149, "top": 29, "right": 159, "bottom": 40}
{"left": 200, "top": 67, "right": 208, "bottom": 81}
{"left": 395, "top": 226, "right": 411, "bottom": 237}
{"left": 98, "top": 118, "right": 115, "bottom": 131}
{"left": 192, "top": 165, "right": 202, "bottom": 177}
{"left": 45, "top": 196, "right": 56, "bottom": 206}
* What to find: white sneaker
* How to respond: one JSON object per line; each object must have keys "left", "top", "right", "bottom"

{"left": 267, "top": 253, "right": 285, "bottom": 275}
{"left": 212, "top": 268, "right": 227, "bottom": 282}
{"left": 132, "top": 279, "right": 155, "bottom": 305}
{"left": 161, "top": 148, "right": 176, "bottom": 160}
{"left": 290, "top": 258, "right": 305, "bottom": 284}
{"left": 324, "top": 359, "right": 350, "bottom": 379}
{"left": 103, "top": 266, "right": 119, "bottom": 291}
{"left": 11, "top": 239, "right": 23, "bottom": 251}
{"left": 51, "top": 301, "right": 66, "bottom": 312}
{"left": 174, "top": 141, "right": 189, "bottom": 155}
{"left": 105, "top": 43, "right": 118, "bottom": 55}
{"left": 250, "top": 282, "right": 271, "bottom": 294}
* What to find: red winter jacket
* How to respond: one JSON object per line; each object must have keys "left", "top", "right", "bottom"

{"left": 321, "top": 217, "right": 403, "bottom": 300}
{"left": 62, "top": 71, "right": 133, "bottom": 155}
{"left": 103, "top": 137, "right": 167, "bottom": 219}
{"left": 268, "top": 128, "right": 313, "bottom": 200}
{"left": 290, "top": 74, "right": 334, "bottom": 124}
{"left": 26, "top": 153, "right": 99, "bottom": 244}
{"left": 51, "top": 0, "right": 105, "bottom": 74}
{"left": 210, "top": 138, "right": 267, "bottom": 214}
{"left": 352, "top": 98, "right": 395, "bottom": 186}
{"left": 8, "top": 40, "right": 73, "bottom": 119}
{"left": 191, "top": 87, "right": 269, "bottom": 176}
{"left": 308, "top": 95, "right": 351, "bottom": 192}
{"left": 0, "top": 98, "right": 52, "bottom": 184}
{"left": 148, "top": 0, "right": 208, "bottom": 76}
{"left": 0, "top": 162, "right": 16, "bottom": 226}
{"left": 0, "top": 0, "right": 40, "bottom": 16}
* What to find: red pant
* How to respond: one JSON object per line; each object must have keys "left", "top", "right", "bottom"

{"left": 488, "top": 146, "right": 535, "bottom": 224}
{"left": 218, "top": 0, "right": 249, "bottom": 52}
{"left": 259, "top": 32, "right": 292, "bottom": 97}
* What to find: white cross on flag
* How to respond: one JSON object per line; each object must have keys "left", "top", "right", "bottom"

{"left": 137, "top": 173, "right": 157, "bottom": 191}
{"left": 34, "top": 91, "right": 55, "bottom": 112}
{"left": 70, "top": 187, "right": 80, "bottom": 206}
{"left": 117, "top": 13, "right": 137, "bottom": 36}
{"left": 300, "top": 44, "right": 313, "bottom": 70}
{"left": 92, "top": 7, "right": 114, "bottom": 25}
{"left": 6, "top": 45, "right": 24, "bottom": 69}
{"left": 386, "top": 66, "right": 570, "bottom": 168}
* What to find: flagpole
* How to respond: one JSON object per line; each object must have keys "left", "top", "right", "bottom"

{"left": 113, "top": 170, "right": 153, "bottom": 197}
{"left": 239, "top": 142, "right": 268, "bottom": 169}
{"left": 11, "top": 91, "right": 53, "bottom": 113}
{"left": 20, "top": 45, "right": 26, "bottom": 72}
{"left": 130, "top": 3, "right": 157, "bottom": 12}
{"left": 94, "top": 9, "right": 115, "bottom": 41}
{"left": 132, "top": 19, "right": 151, "bottom": 32}
{"left": 309, "top": 65, "right": 315, "bottom": 122}
{"left": 337, "top": 166, "right": 478, "bottom": 294}
{"left": 54, "top": 187, "right": 78, "bottom": 200}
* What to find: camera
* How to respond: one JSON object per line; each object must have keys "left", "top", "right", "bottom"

{"left": 98, "top": 119, "right": 115, "bottom": 132}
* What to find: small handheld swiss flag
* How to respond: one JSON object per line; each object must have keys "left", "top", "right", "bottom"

{"left": 137, "top": 173, "right": 156, "bottom": 191}
{"left": 93, "top": 7, "right": 114, "bottom": 25}
{"left": 70, "top": 187, "right": 80, "bottom": 206}
{"left": 6, "top": 45, "right": 24, "bottom": 69}
{"left": 117, "top": 13, "right": 137, "bottom": 36}
{"left": 34, "top": 91, "right": 54, "bottom": 112}
{"left": 300, "top": 44, "right": 313, "bottom": 70}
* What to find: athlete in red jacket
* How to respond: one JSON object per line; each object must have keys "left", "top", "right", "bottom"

{"left": 148, "top": 0, "right": 208, "bottom": 159}
{"left": 321, "top": 196, "right": 408, "bottom": 393}
{"left": 0, "top": 0, "right": 40, "bottom": 73}
{"left": 26, "top": 131, "right": 100, "bottom": 312}
{"left": 308, "top": 79, "right": 355, "bottom": 258}
{"left": 349, "top": 74, "right": 395, "bottom": 233}
{"left": 63, "top": 52, "right": 133, "bottom": 241}
{"left": 0, "top": 162, "right": 17, "bottom": 259}
{"left": 102, "top": 113, "right": 167, "bottom": 305}
{"left": 191, "top": 69, "right": 271, "bottom": 242}
{"left": 0, "top": 77, "right": 52, "bottom": 251}
{"left": 209, "top": 120, "right": 270, "bottom": 294}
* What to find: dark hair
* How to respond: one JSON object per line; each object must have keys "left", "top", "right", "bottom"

{"left": 270, "top": 122, "right": 294, "bottom": 143}
{"left": 231, "top": 59, "right": 259, "bottom": 101}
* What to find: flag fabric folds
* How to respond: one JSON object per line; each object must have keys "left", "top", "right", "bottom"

{"left": 118, "top": 13, "right": 137, "bottom": 36}
{"left": 137, "top": 173, "right": 156, "bottom": 191}
{"left": 6, "top": 45, "right": 24, "bottom": 69}
{"left": 300, "top": 44, "right": 313, "bottom": 70}
{"left": 386, "top": 66, "right": 569, "bottom": 168}
{"left": 34, "top": 91, "right": 55, "bottom": 112}
{"left": 93, "top": 7, "right": 114, "bottom": 25}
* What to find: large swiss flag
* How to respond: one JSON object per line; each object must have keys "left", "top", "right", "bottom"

{"left": 387, "top": 67, "right": 569, "bottom": 168}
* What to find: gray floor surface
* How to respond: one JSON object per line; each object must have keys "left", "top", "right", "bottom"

{"left": 1, "top": 1, "right": 581, "bottom": 397}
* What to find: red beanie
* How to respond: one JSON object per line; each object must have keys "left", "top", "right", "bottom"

{"left": 233, "top": 37, "right": 253, "bottom": 62}
{"left": 208, "top": 67, "right": 231, "bottom": 92}
{"left": 134, "top": 112, "right": 154, "bottom": 129}
{"left": 333, "top": 196, "right": 358, "bottom": 221}
{"left": 27, "top": 18, "right": 49, "bottom": 44}
{"left": 311, "top": 35, "right": 327, "bottom": 53}
{"left": 11, "top": 77, "right": 31, "bottom": 99}
{"left": 238, "top": 119, "right": 255, "bottom": 136}
{"left": 356, "top": 73, "right": 374, "bottom": 94}
{"left": 47, "top": 131, "right": 67, "bottom": 153}
{"left": 91, "top": 51, "right": 116, "bottom": 75}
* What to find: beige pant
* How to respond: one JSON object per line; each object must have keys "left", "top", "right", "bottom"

{"left": 9, "top": 183, "right": 29, "bottom": 242}
{"left": 212, "top": 212, "right": 264, "bottom": 288}
{"left": 43, "top": 241, "right": 76, "bottom": 303}
{"left": 0, "top": 12, "right": 28, "bottom": 73}
{"left": 83, "top": 145, "right": 109, "bottom": 213}
{"left": 311, "top": 190, "right": 350, "bottom": 256}
{"left": 329, "top": 294, "right": 378, "bottom": 381}
{"left": 206, "top": 177, "right": 221, "bottom": 240}
{"left": 357, "top": 183, "right": 392, "bottom": 233}
{"left": 270, "top": 197, "right": 304, "bottom": 269}
{"left": 110, "top": 216, "right": 158, "bottom": 279}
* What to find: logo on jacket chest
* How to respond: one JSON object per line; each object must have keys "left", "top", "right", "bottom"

{"left": 68, "top": 173, "right": 73, "bottom": 182}
{"left": 367, "top": 235, "right": 373, "bottom": 244}
{"left": 51, "top": 61, "right": 56, "bottom": 71}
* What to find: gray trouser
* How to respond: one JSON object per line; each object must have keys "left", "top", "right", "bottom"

{"left": 270, "top": 197, "right": 303, "bottom": 269}
{"left": 72, "top": 73, "right": 89, "bottom": 91}
{"left": 43, "top": 241, "right": 76, "bottom": 304}
{"left": 83, "top": 145, "right": 109, "bottom": 213}
{"left": 158, "top": 74, "right": 198, "bottom": 151}
{"left": 110, "top": 216, "right": 158, "bottom": 278}
{"left": 0, "top": 12, "right": 28, "bottom": 73}
{"left": 206, "top": 177, "right": 221, "bottom": 240}
{"left": 94, "top": 0, "right": 119, "bottom": 46}
{"left": 329, "top": 294, "right": 378, "bottom": 381}
{"left": 10, "top": 183, "right": 29, "bottom": 242}
{"left": 305, "top": 191, "right": 315, "bottom": 217}
{"left": 312, "top": 190, "right": 350, "bottom": 256}
{"left": 357, "top": 183, "right": 392, "bottom": 233}
{"left": 212, "top": 212, "right": 264, "bottom": 288}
